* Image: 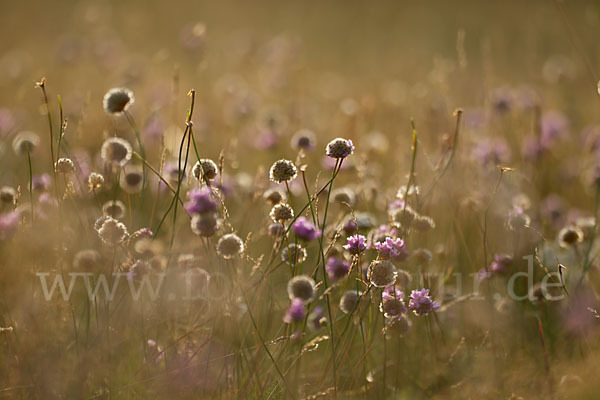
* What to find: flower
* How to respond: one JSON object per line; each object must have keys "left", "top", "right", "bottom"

{"left": 283, "top": 298, "right": 306, "bottom": 323}
{"left": 343, "top": 234, "right": 367, "bottom": 255}
{"left": 287, "top": 275, "right": 316, "bottom": 302}
{"left": 101, "top": 137, "right": 133, "bottom": 167}
{"left": 192, "top": 159, "right": 218, "bottom": 181}
{"left": 368, "top": 260, "right": 397, "bottom": 287}
{"left": 269, "top": 159, "right": 297, "bottom": 183}
{"left": 270, "top": 203, "right": 294, "bottom": 222}
{"left": 325, "top": 257, "right": 351, "bottom": 282}
{"left": 408, "top": 288, "right": 440, "bottom": 316}
{"left": 216, "top": 233, "right": 244, "bottom": 259}
{"left": 97, "top": 217, "right": 129, "bottom": 245}
{"left": 102, "top": 200, "right": 126, "bottom": 219}
{"left": 0, "top": 211, "right": 20, "bottom": 240}
{"left": 339, "top": 290, "right": 361, "bottom": 314}
{"left": 292, "top": 216, "right": 321, "bottom": 241}
{"left": 55, "top": 158, "right": 76, "bottom": 174}
{"left": 184, "top": 187, "right": 219, "bottom": 215}
{"left": 282, "top": 244, "right": 308, "bottom": 265}
{"left": 380, "top": 286, "right": 407, "bottom": 317}
{"left": 374, "top": 237, "right": 406, "bottom": 259}
{"left": 326, "top": 137, "right": 354, "bottom": 159}
{"left": 103, "top": 87, "right": 134, "bottom": 114}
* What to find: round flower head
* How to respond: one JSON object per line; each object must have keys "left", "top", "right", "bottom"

{"left": 88, "top": 172, "right": 105, "bottom": 191}
{"left": 270, "top": 203, "right": 294, "bottom": 222}
{"left": 408, "top": 288, "right": 440, "bottom": 316}
{"left": 283, "top": 298, "right": 306, "bottom": 324}
{"left": 0, "top": 186, "right": 16, "bottom": 205}
{"left": 558, "top": 225, "right": 584, "bottom": 248}
{"left": 269, "top": 159, "right": 298, "bottom": 183}
{"left": 282, "top": 243, "right": 307, "bottom": 265}
{"left": 192, "top": 159, "right": 218, "bottom": 181}
{"left": 216, "top": 233, "right": 244, "bottom": 259}
{"left": 101, "top": 137, "right": 133, "bottom": 168}
{"left": 374, "top": 237, "right": 406, "bottom": 259}
{"left": 191, "top": 213, "right": 220, "bottom": 237}
{"left": 268, "top": 222, "right": 285, "bottom": 237}
{"left": 120, "top": 167, "right": 144, "bottom": 194}
{"left": 97, "top": 217, "right": 129, "bottom": 245}
{"left": 73, "top": 249, "right": 101, "bottom": 271}
{"left": 103, "top": 87, "right": 134, "bottom": 114}
{"left": 291, "top": 129, "right": 316, "bottom": 151}
{"left": 326, "top": 257, "right": 351, "bottom": 282}
{"left": 94, "top": 215, "right": 110, "bottom": 232}
{"left": 339, "top": 290, "right": 361, "bottom": 314}
{"left": 292, "top": 216, "right": 321, "bottom": 241}
{"left": 12, "top": 131, "right": 40, "bottom": 155}
{"left": 263, "top": 188, "right": 286, "bottom": 205}
{"left": 332, "top": 187, "right": 357, "bottom": 206}
{"left": 287, "top": 275, "right": 316, "bottom": 302}
{"left": 343, "top": 234, "right": 367, "bottom": 255}
{"left": 326, "top": 137, "right": 355, "bottom": 159}
{"left": 55, "top": 158, "right": 75, "bottom": 174}
{"left": 102, "top": 200, "right": 126, "bottom": 219}
{"left": 368, "top": 260, "right": 397, "bottom": 287}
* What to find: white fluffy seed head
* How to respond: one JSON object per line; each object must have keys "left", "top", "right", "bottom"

{"left": 102, "top": 200, "right": 126, "bottom": 219}
{"left": 340, "top": 290, "right": 361, "bottom": 314}
{"left": 97, "top": 217, "right": 129, "bottom": 245}
{"left": 55, "top": 158, "right": 76, "bottom": 174}
{"left": 120, "top": 168, "right": 143, "bottom": 194}
{"left": 12, "top": 131, "right": 40, "bottom": 155}
{"left": 270, "top": 203, "right": 294, "bottom": 222}
{"left": 192, "top": 159, "right": 218, "bottom": 181}
{"left": 88, "top": 172, "right": 105, "bottom": 191}
{"left": 101, "top": 137, "right": 133, "bottom": 167}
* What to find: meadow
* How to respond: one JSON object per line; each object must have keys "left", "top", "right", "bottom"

{"left": 1, "top": 1, "right": 600, "bottom": 399}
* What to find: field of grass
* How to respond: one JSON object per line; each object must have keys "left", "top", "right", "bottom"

{"left": 2, "top": 1, "right": 600, "bottom": 399}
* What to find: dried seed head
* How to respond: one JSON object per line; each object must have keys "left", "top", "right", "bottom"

{"left": 287, "top": 275, "right": 316, "bottom": 303}
{"left": 325, "top": 137, "right": 355, "bottom": 159}
{"left": 0, "top": 186, "right": 16, "bottom": 204}
{"left": 281, "top": 243, "right": 307, "bottom": 265}
{"left": 192, "top": 159, "right": 218, "bottom": 181}
{"left": 368, "top": 260, "right": 397, "bottom": 287}
{"left": 88, "top": 172, "right": 105, "bottom": 191}
{"left": 102, "top": 200, "right": 126, "bottom": 219}
{"left": 103, "top": 87, "right": 134, "bottom": 114}
{"left": 340, "top": 290, "right": 361, "bottom": 314}
{"left": 55, "top": 158, "right": 76, "bottom": 174}
{"left": 12, "top": 131, "right": 40, "bottom": 155}
{"left": 97, "top": 217, "right": 129, "bottom": 245}
{"left": 291, "top": 129, "right": 316, "bottom": 151}
{"left": 268, "top": 222, "right": 285, "bottom": 237}
{"left": 270, "top": 203, "right": 294, "bottom": 222}
{"left": 557, "top": 225, "right": 584, "bottom": 248}
{"left": 120, "top": 168, "right": 143, "bottom": 194}
{"left": 269, "top": 159, "right": 297, "bottom": 183}
{"left": 216, "top": 233, "right": 244, "bottom": 259}
{"left": 101, "top": 137, "right": 133, "bottom": 167}
{"left": 73, "top": 249, "right": 101, "bottom": 271}
{"left": 263, "top": 188, "right": 286, "bottom": 205}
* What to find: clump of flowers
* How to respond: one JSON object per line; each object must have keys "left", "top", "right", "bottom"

{"left": 408, "top": 288, "right": 440, "bottom": 316}
{"left": 326, "top": 137, "right": 355, "bottom": 159}
{"left": 88, "top": 172, "right": 105, "bottom": 191}
{"left": 55, "top": 158, "right": 76, "bottom": 174}
{"left": 192, "top": 159, "right": 218, "bottom": 181}
{"left": 270, "top": 203, "right": 294, "bottom": 223}
{"left": 292, "top": 216, "right": 321, "bottom": 241}
{"left": 380, "top": 285, "right": 407, "bottom": 317}
{"left": 185, "top": 187, "right": 219, "bottom": 215}
{"left": 97, "top": 217, "right": 129, "bottom": 245}
{"left": 343, "top": 234, "right": 367, "bottom": 255}
{"left": 269, "top": 159, "right": 297, "bottom": 183}
{"left": 283, "top": 298, "right": 306, "bottom": 324}
{"left": 216, "top": 233, "right": 244, "bottom": 259}
{"left": 374, "top": 237, "right": 407, "bottom": 260}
